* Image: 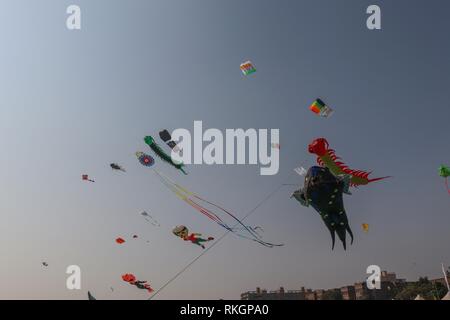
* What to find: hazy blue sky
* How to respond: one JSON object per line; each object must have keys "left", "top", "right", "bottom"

{"left": 0, "top": 0, "right": 448, "bottom": 299}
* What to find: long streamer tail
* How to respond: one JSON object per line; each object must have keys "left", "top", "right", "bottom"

{"left": 153, "top": 170, "right": 282, "bottom": 247}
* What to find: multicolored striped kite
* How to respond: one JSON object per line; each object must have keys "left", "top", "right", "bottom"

{"left": 309, "top": 98, "right": 334, "bottom": 118}
{"left": 240, "top": 60, "right": 256, "bottom": 75}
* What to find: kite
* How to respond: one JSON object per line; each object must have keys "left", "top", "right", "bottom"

{"left": 87, "top": 291, "right": 96, "bottom": 300}
{"left": 308, "top": 138, "right": 390, "bottom": 187}
{"left": 291, "top": 166, "right": 354, "bottom": 250}
{"left": 133, "top": 235, "right": 138, "bottom": 239}
{"left": 271, "top": 143, "right": 280, "bottom": 150}
{"left": 294, "top": 166, "right": 307, "bottom": 176}
{"left": 136, "top": 152, "right": 155, "bottom": 167}
{"left": 115, "top": 237, "right": 125, "bottom": 244}
{"left": 172, "top": 225, "right": 214, "bottom": 249}
{"left": 438, "top": 165, "right": 450, "bottom": 194}
{"left": 141, "top": 211, "right": 160, "bottom": 227}
{"left": 154, "top": 170, "right": 283, "bottom": 248}
{"left": 82, "top": 174, "right": 95, "bottom": 183}
{"left": 110, "top": 163, "right": 126, "bottom": 172}
{"left": 362, "top": 223, "right": 369, "bottom": 233}
{"left": 159, "top": 129, "right": 181, "bottom": 153}
{"left": 240, "top": 60, "right": 256, "bottom": 75}
{"left": 144, "top": 136, "right": 187, "bottom": 174}
{"left": 309, "top": 98, "right": 334, "bottom": 118}
{"left": 122, "top": 273, "right": 154, "bottom": 293}
{"left": 42, "top": 262, "right": 48, "bottom": 267}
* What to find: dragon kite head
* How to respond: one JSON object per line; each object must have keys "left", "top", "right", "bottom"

{"left": 308, "top": 138, "right": 329, "bottom": 157}
{"left": 144, "top": 136, "right": 155, "bottom": 146}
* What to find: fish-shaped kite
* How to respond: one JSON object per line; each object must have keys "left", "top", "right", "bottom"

{"left": 291, "top": 166, "right": 354, "bottom": 250}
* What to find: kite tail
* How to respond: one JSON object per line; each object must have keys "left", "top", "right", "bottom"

{"left": 368, "top": 176, "right": 392, "bottom": 183}
{"left": 192, "top": 194, "right": 262, "bottom": 240}
{"left": 154, "top": 170, "right": 282, "bottom": 247}
{"left": 154, "top": 170, "right": 225, "bottom": 225}
{"left": 191, "top": 195, "right": 283, "bottom": 247}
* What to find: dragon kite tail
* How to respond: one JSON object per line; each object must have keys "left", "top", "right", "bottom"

{"left": 309, "top": 137, "right": 390, "bottom": 187}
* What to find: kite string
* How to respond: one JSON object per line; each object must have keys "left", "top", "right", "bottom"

{"left": 442, "top": 263, "right": 450, "bottom": 291}
{"left": 148, "top": 182, "right": 286, "bottom": 300}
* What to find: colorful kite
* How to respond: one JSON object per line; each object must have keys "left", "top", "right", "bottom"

{"left": 154, "top": 170, "right": 283, "bottom": 248}
{"left": 308, "top": 138, "right": 390, "bottom": 187}
{"left": 144, "top": 136, "right": 187, "bottom": 174}
{"left": 309, "top": 98, "right": 334, "bottom": 118}
{"left": 115, "top": 237, "right": 125, "bottom": 244}
{"left": 82, "top": 174, "right": 95, "bottom": 183}
{"left": 141, "top": 211, "right": 160, "bottom": 226}
{"left": 110, "top": 163, "right": 126, "bottom": 172}
{"left": 240, "top": 60, "right": 256, "bottom": 75}
{"left": 362, "top": 223, "right": 369, "bottom": 233}
{"left": 172, "top": 225, "right": 214, "bottom": 249}
{"left": 159, "top": 129, "right": 181, "bottom": 153}
{"left": 291, "top": 166, "right": 354, "bottom": 250}
{"left": 122, "top": 273, "right": 153, "bottom": 293}
{"left": 271, "top": 143, "right": 280, "bottom": 150}
{"left": 439, "top": 165, "right": 450, "bottom": 194}
{"left": 136, "top": 151, "right": 155, "bottom": 167}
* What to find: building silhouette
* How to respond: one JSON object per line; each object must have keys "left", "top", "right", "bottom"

{"left": 240, "top": 270, "right": 427, "bottom": 300}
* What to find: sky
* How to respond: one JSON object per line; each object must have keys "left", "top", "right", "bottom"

{"left": 0, "top": 0, "right": 448, "bottom": 300}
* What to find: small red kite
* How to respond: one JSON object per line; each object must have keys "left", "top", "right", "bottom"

{"left": 115, "top": 237, "right": 125, "bottom": 244}
{"left": 122, "top": 273, "right": 153, "bottom": 293}
{"left": 82, "top": 174, "right": 95, "bottom": 183}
